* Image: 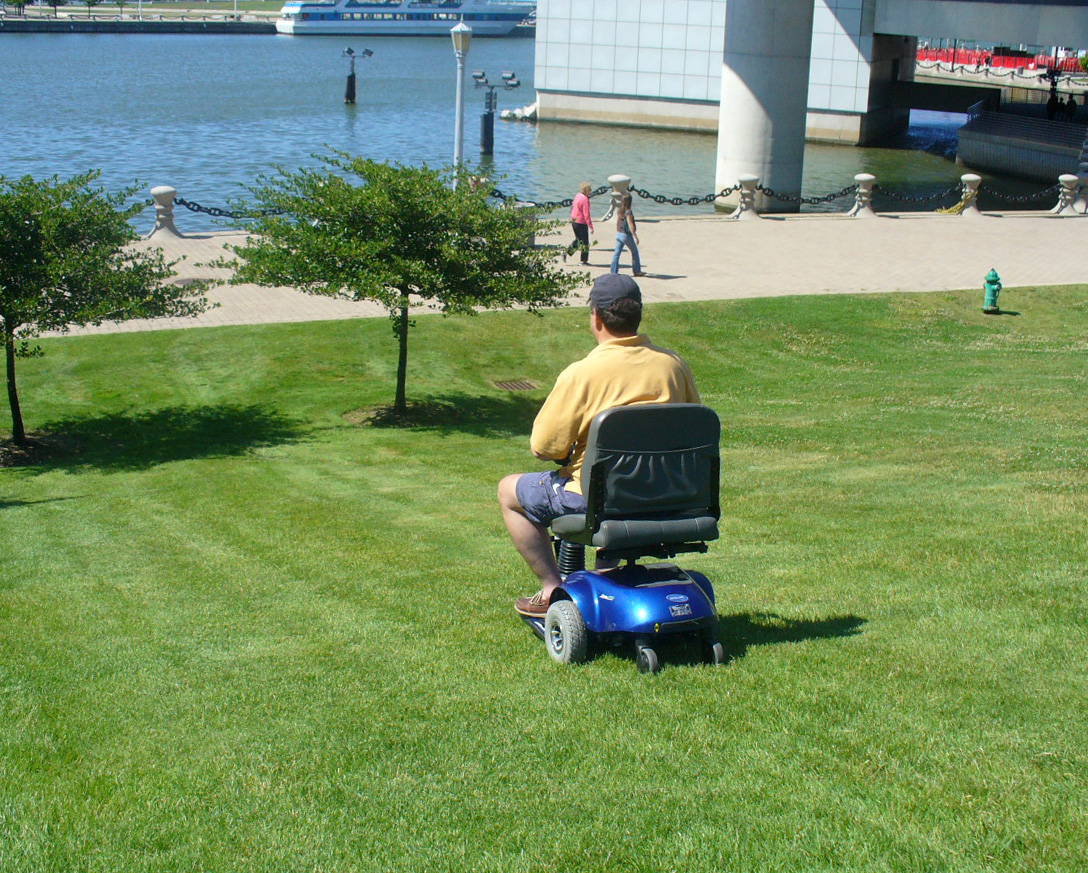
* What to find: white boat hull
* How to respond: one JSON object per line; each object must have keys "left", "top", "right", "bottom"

{"left": 275, "top": 0, "right": 534, "bottom": 37}
{"left": 275, "top": 18, "right": 523, "bottom": 36}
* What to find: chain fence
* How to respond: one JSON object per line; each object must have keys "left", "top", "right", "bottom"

{"left": 872, "top": 183, "right": 963, "bottom": 204}
{"left": 979, "top": 182, "right": 1062, "bottom": 202}
{"left": 488, "top": 184, "right": 611, "bottom": 210}
{"left": 916, "top": 60, "right": 1088, "bottom": 86}
{"left": 630, "top": 184, "right": 742, "bottom": 205}
{"left": 175, "top": 196, "right": 284, "bottom": 219}
{"left": 157, "top": 178, "right": 1076, "bottom": 221}
{"left": 754, "top": 182, "right": 859, "bottom": 205}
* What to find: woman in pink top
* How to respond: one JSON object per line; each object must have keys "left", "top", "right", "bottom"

{"left": 563, "top": 182, "right": 594, "bottom": 265}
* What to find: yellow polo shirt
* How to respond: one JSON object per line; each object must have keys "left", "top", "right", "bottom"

{"left": 530, "top": 334, "right": 701, "bottom": 494}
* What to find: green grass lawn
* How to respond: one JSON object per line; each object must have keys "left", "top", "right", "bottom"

{"left": 2, "top": 287, "right": 1086, "bottom": 872}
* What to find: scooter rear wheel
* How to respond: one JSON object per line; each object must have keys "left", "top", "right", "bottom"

{"left": 545, "top": 600, "right": 588, "bottom": 665}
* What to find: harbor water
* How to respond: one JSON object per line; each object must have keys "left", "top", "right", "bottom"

{"left": 0, "top": 33, "right": 1047, "bottom": 231}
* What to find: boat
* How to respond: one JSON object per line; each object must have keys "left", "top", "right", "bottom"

{"left": 275, "top": 0, "right": 535, "bottom": 37}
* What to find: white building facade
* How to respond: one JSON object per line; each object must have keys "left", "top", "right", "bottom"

{"left": 534, "top": 0, "right": 1088, "bottom": 209}
{"left": 534, "top": 0, "right": 915, "bottom": 145}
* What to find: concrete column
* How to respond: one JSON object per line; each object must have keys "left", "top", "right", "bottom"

{"left": 715, "top": 0, "right": 815, "bottom": 214}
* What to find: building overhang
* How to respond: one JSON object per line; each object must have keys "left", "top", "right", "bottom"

{"left": 875, "top": 0, "right": 1088, "bottom": 47}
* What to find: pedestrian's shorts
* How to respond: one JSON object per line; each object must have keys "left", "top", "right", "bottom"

{"left": 515, "top": 470, "right": 588, "bottom": 526}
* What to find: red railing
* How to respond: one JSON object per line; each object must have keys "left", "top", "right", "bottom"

{"left": 917, "top": 47, "right": 1083, "bottom": 72}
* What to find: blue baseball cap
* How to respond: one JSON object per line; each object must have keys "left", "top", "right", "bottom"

{"left": 588, "top": 273, "right": 642, "bottom": 311}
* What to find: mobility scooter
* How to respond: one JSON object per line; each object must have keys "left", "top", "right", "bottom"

{"left": 521, "top": 403, "right": 725, "bottom": 673}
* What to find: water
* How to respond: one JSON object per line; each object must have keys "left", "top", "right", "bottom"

{"left": 0, "top": 34, "right": 1050, "bottom": 231}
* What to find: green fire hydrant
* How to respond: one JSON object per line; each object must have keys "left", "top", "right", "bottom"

{"left": 982, "top": 268, "right": 1002, "bottom": 314}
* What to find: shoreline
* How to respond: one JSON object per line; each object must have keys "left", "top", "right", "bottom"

{"left": 0, "top": 17, "right": 276, "bottom": 34}
{"left": 0, "top": 9, "right": 536, "bottom": 36}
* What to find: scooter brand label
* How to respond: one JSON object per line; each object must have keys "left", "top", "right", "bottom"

{"left": 666, "top": 594, "right": 689, "bottom": 603}
{"left": 669, "top": 603, "right": 693, "bottom": 617}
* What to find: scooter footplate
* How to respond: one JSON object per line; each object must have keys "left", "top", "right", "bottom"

{"left": 521, "top": 614, "right": 546, "bottom": 641}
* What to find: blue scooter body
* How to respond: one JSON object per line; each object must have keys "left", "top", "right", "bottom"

{"left": 524, "top": 562, "right": 717, "bottom": 648}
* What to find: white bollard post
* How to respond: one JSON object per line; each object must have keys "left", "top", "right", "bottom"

{"left": 1076, "top": 133, "right": 1088, "bottom": 213}
{"left": 512, "top": 201, "right": 536, "bottom": 248}
{"left": 847, "top": 173, "right": 877, "bottom": 218}
{"left": 1076, "top": 173, "right": 1088, "bottom": 215}
{"left": 146, "top": 186, "right": 183, "bottom": 239}
{"left": 959, "top": 174, "right": 982, "bottom": 218}
{"left": 728, "top": 174, "right": 761, "bottom": 220}
{"left": 601, "top": 174, "right": 631, "bottom": 222}
{"left": 1052, "top": 174, "right": 1081, "bottom": 216}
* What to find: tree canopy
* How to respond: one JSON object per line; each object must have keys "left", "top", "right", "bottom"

{"left": 0, "top": 172, "right": 208, "bottom": 446}
{"left": 228, "top": 153, "right": 583, "bottom": 414}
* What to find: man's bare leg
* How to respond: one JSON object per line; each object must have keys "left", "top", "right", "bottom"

{"left": 498, "top": 474, "right": 563, "bottom": 598}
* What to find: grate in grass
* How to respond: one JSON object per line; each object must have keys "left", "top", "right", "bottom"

{"left": 494, "top": 379, "right": 539, "bottom": 391}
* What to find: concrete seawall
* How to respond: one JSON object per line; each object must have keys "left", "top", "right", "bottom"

{"left": 957, "top": 112, "right": 1086, "bottom": 181}
{"left": 0, "top": 18, "right": 276, "bottom": 35}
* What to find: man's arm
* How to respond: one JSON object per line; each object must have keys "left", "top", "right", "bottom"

{"left": 529, "top": 367, "right": 583, "bottom": 463}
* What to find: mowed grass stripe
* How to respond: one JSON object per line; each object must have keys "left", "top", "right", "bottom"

{"left": 1, "top": 288, "right": 1086, "bottom": 872}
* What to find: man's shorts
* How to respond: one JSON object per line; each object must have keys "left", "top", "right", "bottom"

{"left": 515, "top": 470, "right": 589, "bottom": 526}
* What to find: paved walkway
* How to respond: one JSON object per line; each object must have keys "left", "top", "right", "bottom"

{"left": 64, "top": 209, "right": 1086, "bottom": 336}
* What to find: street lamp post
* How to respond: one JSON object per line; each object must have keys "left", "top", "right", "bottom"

{"left": 450, "top": 21, "right": 473, "bottom": 182}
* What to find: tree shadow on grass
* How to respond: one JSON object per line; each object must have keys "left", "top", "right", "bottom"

{"left": 716, "top": 611, "right": 867, "bottom": 663}
{"left": 356, "top": 393, "right": 541, "bottom": 439}
{"left": 4, "top": 404, "right": 308, "bottom": 472}
{"left": 0, "top": 496, "right": 83, "bottom": 509}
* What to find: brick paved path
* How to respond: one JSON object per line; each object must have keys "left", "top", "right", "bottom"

{"left": 61, "top": 210, "right": 1086, "bottom": 335}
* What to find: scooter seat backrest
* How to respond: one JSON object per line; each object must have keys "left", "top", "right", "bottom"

{"left": 578, "top": 404, "right": 720, "bottom": 543}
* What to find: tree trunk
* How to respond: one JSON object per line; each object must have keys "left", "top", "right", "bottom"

{"left": 394, "top": 295, "right": 409, "bottom": 414}
{"left": 4, "top": 324, "right": 26, "bottom": 446}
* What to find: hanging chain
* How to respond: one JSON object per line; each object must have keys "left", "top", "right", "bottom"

{"left": 488, "top": 184, "right": 611, "bottom": 210}
{"left": 872, "top": 183, "right": 963, "bottom": 203}
{"left": 629, "top": 184, "right": 742, "bottom": 205}
{"left": 160, "top": 180, "right": 1063, "bottom": 218}
{"left": 754, "top": 183, "right": 858, "bottom": 204}
{"left": 979, "top": 183, "right": 1062, "bottom": 202}
{"left": 175, "top": 196, "right": 284, "bottom": 219}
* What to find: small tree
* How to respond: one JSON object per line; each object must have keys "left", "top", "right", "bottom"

{"left": 0, "top": 172, "right": 208, "bottom": 446}
{"left": 81, "top": 0, "right": 100, "bottom": 16}
{"left": 228, "top": 154, "right": 582, "bottom": 414}
{"left": 48, "top": 0, "right": 66, "bottom": 17}
{"left": 7, "top": 0, "right": 29, "bottom": 15}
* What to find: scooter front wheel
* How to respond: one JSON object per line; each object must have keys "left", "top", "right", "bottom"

{"left": 636, "top": 646, "right": 660, "bottom": 674}
{"left": 545, "top": 600, "right": 588, "bottom": 665}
